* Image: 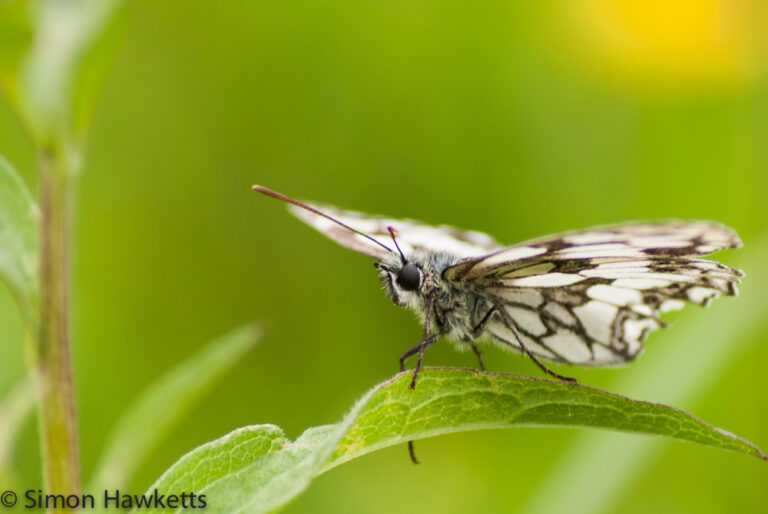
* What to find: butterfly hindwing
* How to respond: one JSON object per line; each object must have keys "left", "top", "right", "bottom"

{"left": 456, "top": 223, "right": 743, "bottom": 366}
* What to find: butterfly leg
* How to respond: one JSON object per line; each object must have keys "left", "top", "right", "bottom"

{"left": 408, "top": 441, "right": 420, "bottom": 465}
{"left": 400, "top": 333, "right": 438, "bottom": 466}
{"left": 403, "top": 292, "right": 441, "bottom": 466}
{"left": 466, "top": 305, "right": 500, "bottom": 371}
{"left": 467, "top": 341, "right": 485, "bottom": 371}
{"left": 517, "top": 338, "right": 577, "bottom": 383}
{"left": 496, "top": 304, "right": 577, "bottom": 384}
{"left": 398, "top": 334, "right": 439, "bottom": 373}
{"left": 471, "top": 305, "right": 499, "bottom": 337}
{"left": 410, "top": 291, "right": 440, "bottom": 389}
{"left": 410, "top": 334, "right": 440, "bottom": 389}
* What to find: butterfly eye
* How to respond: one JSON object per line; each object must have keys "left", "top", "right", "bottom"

{"left": 396, "top": 263, "right": 421, "bottom": 291}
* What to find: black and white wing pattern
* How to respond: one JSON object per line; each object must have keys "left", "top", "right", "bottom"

{"left": 445, "top": 222, "right": 743, "bottom": 366}
{"left": 288, "top": 202, "right": 502, "bottom": 260}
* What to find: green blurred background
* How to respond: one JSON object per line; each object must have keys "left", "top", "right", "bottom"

{"left": 1, "top": 0, "right": 768, "bottom": 512}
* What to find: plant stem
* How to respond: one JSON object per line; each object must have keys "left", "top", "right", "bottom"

{"left": 36, "top": 150, "right": 80, "bottom": 499}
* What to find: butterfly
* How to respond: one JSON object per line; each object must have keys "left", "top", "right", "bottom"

{"left": 254, "top": 186, "right": 743, "bottom": 389}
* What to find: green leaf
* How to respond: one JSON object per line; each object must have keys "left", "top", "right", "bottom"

{"left": 140, "top": 368, "right": 766, "bottom": 514}
{"left": 0, "top": 153, "right": 39, "bottom": 328}
{"left": 88, "top": 323, "right": 263, "bottom": 493}
{"left": 137, "top": 384, "right": 378, "bottom": 514}
{"left": 139, "top": 424, "right": 343, "bottom": 514}
{"left": 2, "top": 0, "right": 128, "bottom": 152}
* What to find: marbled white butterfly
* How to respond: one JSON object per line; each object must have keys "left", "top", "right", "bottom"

{"left": 254, "top": 186, "right": 743, "bottom": 389}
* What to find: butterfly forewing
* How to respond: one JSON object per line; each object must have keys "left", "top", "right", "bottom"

{"left": 289, "top": 202, "right": 502, "bottom": 259}
{"left": 444, "top": 222, "right": 742, "bottom": 281}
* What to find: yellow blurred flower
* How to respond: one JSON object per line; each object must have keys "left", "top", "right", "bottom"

{"left": 561, "top": 0, "right": 768, "bottom": 88}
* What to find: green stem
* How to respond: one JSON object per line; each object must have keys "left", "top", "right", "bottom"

{"left": 36, "top": 150, "right": 80, "bottom": 501}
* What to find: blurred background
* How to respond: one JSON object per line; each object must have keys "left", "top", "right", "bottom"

{"left": 1, "top": 0, "right": 767, "bottom": 512}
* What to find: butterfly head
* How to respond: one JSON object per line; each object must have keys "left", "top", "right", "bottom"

{"left": 375, "top": 257, "right": 425, "bottom": 307}
{"left": 376, "top": 227, "right": 431, "bottom": 307}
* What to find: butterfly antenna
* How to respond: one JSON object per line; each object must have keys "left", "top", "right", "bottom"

{"left": 387, "top": 226, "right": 407, "bottom": 264}
{"left": 253, "top": 185, "right": 394, "bottom": 255}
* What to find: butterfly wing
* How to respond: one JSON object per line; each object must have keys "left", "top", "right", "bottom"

{"left": 445, "top": 222, "right": 743, "bottom": 366}
{"left": 288, "top": 202, "right": 502, "bottom": 260}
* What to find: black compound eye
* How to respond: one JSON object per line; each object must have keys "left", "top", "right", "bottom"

{"left": 396, "top": 263, "right": 421, "bottom": 291}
